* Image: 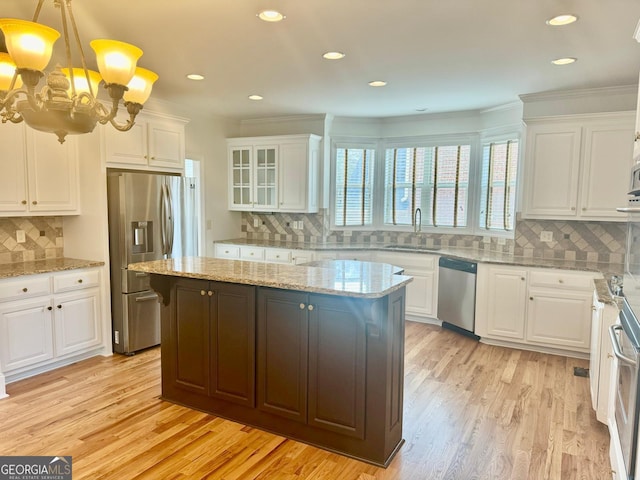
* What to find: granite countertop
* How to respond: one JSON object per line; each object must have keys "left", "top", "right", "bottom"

{"left": 301, "top": 259, "right": 405, "bottom": 275}
{"left": 0, "top": 258, "right": 105, "bottom": 280}
{"left": 216, "top": 238, "right": 621, "bottom": 277}
{"left": 129, "top": 256, "right": 413, "bottom": 299}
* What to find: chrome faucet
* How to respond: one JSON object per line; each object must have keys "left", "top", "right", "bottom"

{"left": 413, "top": 207, "right": 422, "bottom": 233}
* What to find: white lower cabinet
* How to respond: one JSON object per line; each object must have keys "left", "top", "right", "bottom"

{"left": 214, "top": 243, "right": 316, "bottom": 265}
{"left": 0, "top": 268, "right": 103, "bottom": 390}
{"left": 374, "top": 251, "right": 439, "bottom": 321}
{"left": 476, "top": 264, "right": 597, "bottom": 356}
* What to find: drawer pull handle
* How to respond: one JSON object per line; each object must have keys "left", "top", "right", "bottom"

{"left": 308, "top": 304, "right": 314, "bottom": 311}
{"left": 32, "top": 201, "right": 38, "bottom": 205}
{"left": 22, "top": 288, "right": 28, "bottom": 292}
{"left": 21, "top": 200, "right": 27, "bottom": 205}
{"left": 135, "top": 272, "right": 148, "bottom": 278}
{"left": 57, "top": 305, "right": 62, "bottom": 309}
{"left": 135, "top": 294, "right": 158, "bottom": 302}
{"left": 299, "top": 303, "right": 306, "bottom": 309}
{"left": 47, "top": 306, "right": 52, "bottom": 311}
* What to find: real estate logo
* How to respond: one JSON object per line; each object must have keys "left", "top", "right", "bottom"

{"left": 0, "top": 456, "right": 72, "bottom": 480}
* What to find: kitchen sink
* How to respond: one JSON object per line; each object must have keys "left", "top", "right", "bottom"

{"left": 382, "top": 244, "right": 441, "bottom": 252}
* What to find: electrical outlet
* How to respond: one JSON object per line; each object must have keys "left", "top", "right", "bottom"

{"left": 253, "top": 218, "right": 260, "bottom": 228}
{"left": 298, "top": 221, "right": 304, "bottom": 230}
{"left": 114, "top": 330, "right": 120, "bottom": 344}
{"left": 16, "top": 230, "right": 25, "bottom": 243}
{"left": 540, "top": 231, "right": 553, "bottom": 242}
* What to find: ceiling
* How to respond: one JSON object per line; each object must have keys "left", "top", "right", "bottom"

{"left": 3, "top": 0, "right": 640, "bottom": 119}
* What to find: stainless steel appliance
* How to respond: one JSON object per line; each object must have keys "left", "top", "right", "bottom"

{"left": 107, "top": 171, "right": 198, "bottom": 354}
{"left": 437, "top": 257, "right": 479, "bottom": 339}
{"left": 612, "top": 162, "right": 640, "bottom": 479}
{"left": 610, "top": 300, "right": 640, "bottom": 480}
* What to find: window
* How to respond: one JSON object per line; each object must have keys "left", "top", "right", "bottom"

{"left": 383, "top": 144, "right": 471, "bottom": 228}
{"left": 479, "top": 139, "right": 518, "bottom": 231}
{"left": 334, "top": 147, "right": 375, "bottom": 226}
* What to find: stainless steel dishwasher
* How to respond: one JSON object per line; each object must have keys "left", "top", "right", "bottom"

{"left": 437, "top": 257, "right": 479, "bottom": 339}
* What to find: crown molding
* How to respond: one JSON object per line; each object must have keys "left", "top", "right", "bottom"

{"left": 519, "top": 85, "right": 637, "bottom": 103}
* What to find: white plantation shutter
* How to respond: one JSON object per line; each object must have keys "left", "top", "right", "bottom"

{"left": 479, "top": 140, "right": 518, "bottom": 231}
{"left": 384, "top": 144, "right": 470, "bottom": 228}
{"left": 335, "top": 147, "right": 374, "bottom": 226}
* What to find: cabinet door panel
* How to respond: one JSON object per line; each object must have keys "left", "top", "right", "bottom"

{"left": 0, "top": 298, "right": 54, "bottom": 371}
{"left": 172, "top": 279, "right": 210, "bottom": 394}
{"left": 210, "top": 283, "right": 255, "bottom": 406}
{"left": 580, "top": 124, "right": 634, "bottom": 219}
{"left": 148, "top": 121, "right": 184, "bottom": 169}
{"left": 404, "top": 270, "right": 436, "bottom": 318}
{"left": 308, "top": 295, "right": 366, "bottom": 438}
{"left": 53, "top": 289, "right": 101, "bottom": 357}
{"left": 279, "top": 142, "right": 308, "bottom": 211}
{"left": 26, "top": 130, "right": 79, "bottom": 212}
{"left": 104, "top": 120, "right": 147, "bottom": 166}
{"left": 0, "top": 123, "right": 28, "bottom": 213}
{"left": 485, "top": 268, "right": 527, "bottom": 340}
{"left": 257, "top": 289, "right": 308, "bottom": 422}
{"left": 228, "top": 146, "right": 253, "bottom": 209}
{"left": 527, "top": 289, "right": 592, "bottom": 350}
{"left": 524, "top": 126, "right": 581, "bottom": 217}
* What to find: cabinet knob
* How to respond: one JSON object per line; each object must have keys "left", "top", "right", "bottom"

{"left": 582, "top": 207, "right": 586, "bottom": 211}
{"left": 308, "top": 304, "right": 314, "bottom": 311}
{"left": 22, "top": 287, "right": 28, "bottom": 292}
{"left": 250, "top": 252, "right": 254, "bottom": 256}
{"left": 56, "top": 305, "right": 62, "bottom": 309}
{"left": 529, "top": 296, "right": 534, "bottom": 301}
{"left": 208, "top": 291, "right": 214, "bottom": 296}
{"left": 144, "top": 155, "right": 148, "bottom": 159}
{"left": 558, "top": 279, "right": 564, "bottom": 284}
{"left": 635, "top": 132, "right": 640, "bottom": 141}
{"left": 151, "top": 156, "right": 156, "bottom": 160}
{"left": 591, "top": 306, "right": 597, "bottom": 311}
{"left": 47, "top": 306, "right": 52, "bottom": 311}
{"left": 225, "top": 250, "right": 229, "bottom": 254}
{"left": 608, "top": 353, "right": 614, "bottom": 359}
{"left": 521, "top": 277, "right": 525, "bottom": 281}
{"left": 200, "top": 290, "right": 206, "bottom": 296}
{"left": 78, "top": 279, "right": 83, "bottom": 284}
{"left": 570, "top": 207, "right": 575, "bottom": 211}
{"left": 21, "top": 200, "right": 27, "bottom": 205}
{"left": 32, "top": 201, "right": 37, "bottom": 205}
{"left": 299, "top": 303, "right": 306, "bottom": 309}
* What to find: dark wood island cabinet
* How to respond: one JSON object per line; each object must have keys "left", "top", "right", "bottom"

{"left": 130, "top": 257, "right": 411, "bottom": 466}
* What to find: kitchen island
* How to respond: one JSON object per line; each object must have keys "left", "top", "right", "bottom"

{"left": 128, "top": 257, "right": 412, "bottom": 466}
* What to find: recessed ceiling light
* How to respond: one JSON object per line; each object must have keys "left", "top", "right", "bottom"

{"left": 248, "top": 94, "right": 263, "bottom": 101}
{"left": 187, "top": 74, "right": 205, "bottom": 81}
{"left": 551, "top": 57, "right": 577, "bottom": 65}
{"left": 258, "top": 10, "right": 285, "bottom": 22}
{"left": 323, "top": 51, "right": 346, "bottom": 60}
{"left": 368, "top": 80, "right": 387, "bottom": 87}
{"left": 546, "top": 14, "right": 578, "bottom": 26}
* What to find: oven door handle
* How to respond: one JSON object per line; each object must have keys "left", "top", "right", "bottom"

{"left": 616, "top": 207, "right": 640, "bottom": 213}
{"left": 610, "top": 325, "right": 638, "bottom": 366}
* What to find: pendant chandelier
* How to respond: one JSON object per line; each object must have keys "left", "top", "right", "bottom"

{"left": 0, "top": 0, "right": 158, "bottom": 144}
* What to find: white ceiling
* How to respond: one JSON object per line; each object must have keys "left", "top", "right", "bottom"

{"left": 4, "top": 0, "right": 640, "bottom": 119}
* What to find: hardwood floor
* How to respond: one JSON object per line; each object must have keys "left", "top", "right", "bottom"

{"left": 0, "top": 322, "right": 611, "bottom": 479}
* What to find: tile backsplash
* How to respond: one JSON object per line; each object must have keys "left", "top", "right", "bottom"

{"left": 0, "top": 217, "right": 64, "bottom": 264}
{"left": 242, "top": 210, "right": 626, "bottom": 268}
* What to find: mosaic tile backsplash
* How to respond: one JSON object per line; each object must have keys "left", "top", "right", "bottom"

{"left": 241, "top": 210, "right": 626, "bottom": 268}
{"left": 0, "top": 217, "right": 64, "bottom": 264}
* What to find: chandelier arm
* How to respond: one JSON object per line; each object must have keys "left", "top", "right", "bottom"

{"left": 58, "top": 0, "right": 77, "bottom": 99}
{"left": 66, "top": 0, "right": 95, "bottom": 99}
{"left": 33, "top": 0, "right": 47, "bottom": 22}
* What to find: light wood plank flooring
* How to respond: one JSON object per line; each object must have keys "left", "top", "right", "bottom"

{"left": 0, "top": 322, "right": 611, "bottom": 479}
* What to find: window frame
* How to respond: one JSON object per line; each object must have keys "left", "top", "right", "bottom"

{"left": 472, "top": 130, "right": 522, "bottom": 239}
{"left": 330, "top": 138, "right": 381, "bottom": 231}
{"left": 330, "top": 131, "right": 521, "bottom": 238}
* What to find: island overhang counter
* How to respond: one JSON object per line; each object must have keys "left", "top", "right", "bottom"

{"left": 129, "top": 257, "right": 413, "bottom": 467}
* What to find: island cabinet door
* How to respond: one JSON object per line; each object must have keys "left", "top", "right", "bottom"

{"left": 171, "top": 278, "right": 211, "bottom": 395}
{"left": 257, "top": 288, "right": 309, "bottom": 423}
{"left": 307, "top": 294, "right": 366, "bottom": 439}
{"left": 209, "top": 282, "right": 256, "bottom": 407}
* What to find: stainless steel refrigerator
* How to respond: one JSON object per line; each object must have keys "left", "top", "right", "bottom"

{"left": 107, "top": 171, "right": 198, "bottom": 354}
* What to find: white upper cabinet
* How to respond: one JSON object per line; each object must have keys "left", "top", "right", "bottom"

{"left": 227, "top": 134, "right": 321, "bottom": 213}
{"left": 0, "top": 124, "right": 80, "bottom": 216}
{"left": 103, "top": 111, "right": 187, "bottom": 172}
{"left": 522, "top": 113, "right": 634, "bottom": 221}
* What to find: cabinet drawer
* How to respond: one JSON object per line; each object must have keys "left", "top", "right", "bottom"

{"left": 215, "top": 244, "right": 240, "bottom": 259}
{"left": 53, "top": 269, "right": 100, "bottom": 293}
{"left": 265, "top": 248, "right": 292, "bottom": 264}
{"left": 529, "top": 270, "right": 595, "bottom": 291}
{"left": 0, "top": 275, "right": 51, "bottom": 302}
{"left": 240, "top": 246, "right": 265, "bottom": 261}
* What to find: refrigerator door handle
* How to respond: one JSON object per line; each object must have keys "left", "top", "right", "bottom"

{"left": 165, "top": 183, "right": 175, "bottom": 257}
{"left": 160, "top": 184, "right": 168, "bottom": 256}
